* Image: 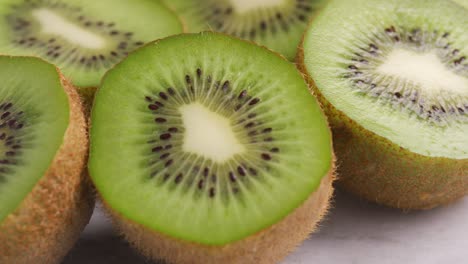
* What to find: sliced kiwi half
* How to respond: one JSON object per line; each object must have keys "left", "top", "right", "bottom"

{"left": 163, "top": 0, "right": 327, "bottom": 60}
{"left": 90, "top": 32, "right": 334, "bottom": 263}
{"left": 0, "top": 56, "right": 91, "bottom": 263}
{"left": 299, "top": 0, "right": 468, "bottom": 209}
{"left": 0, "top": 0, "right": 183, "bottom": 89}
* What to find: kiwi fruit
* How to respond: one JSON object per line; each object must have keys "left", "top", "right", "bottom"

{"left": 89, "top": 32, "right": 334, "bottom": 264}
{"left": 0, "top": 0, "right": 183, "bottom": 109}
{"left": 298, "top": 0, "right": 468, "bottom": 209}
{"left": 0, "top": 56, "right": 92, "bottom": 263}
{"left": 162, "top": 0, "right": 327, "bottom": 60}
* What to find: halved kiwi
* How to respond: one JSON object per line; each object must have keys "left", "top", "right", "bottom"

{"left": 163, "top": 0, "right": 327, "bottom": 60}
{"left": 0, "top": 0, "right": 183, "bottom": 92}
{"left": 0, "top": 56, "right": 92, "bottom": 263}
{"left": 299, "top": 0, "right": 468, "bottom": 209}
{"left": 90, "top": 32, "right": 334, "bottom": 264}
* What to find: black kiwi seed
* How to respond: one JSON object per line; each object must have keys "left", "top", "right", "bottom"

{"left": 198, "top": 179, "right": 204, "bottom": 189}
{"left": 168, "top": 88, "right": 176, "bottom": 96}
{"left": 229, "top": 172, "right": 237, "bottom": 183}
{"left": 222, "top": 81, "right": 230, "bottom": 91}
{"left": 238, "top": 90, "right": 247, "bottom": 99}
{"left": 160, "top": 133, "right": 171, "bottom": 140}
{"left": 249, "top": 98, "right": 260, "bottom": 106}
{"left": 237, "top": 166, "right": 246, "bottom": 176}
{"left": 152, "top": 146, "right": 163, "bottom": 152}
{"left": 209, "top": 188, "right": 215, "bottom": 198}
{"left": 174, "top": 173, "right": 183, "bottom": 184}
{"left": 165, "top": 160, "right": 174, "bottom": 167}
{"left": 261, "top": 153, "right": 272, "bottom": 161}
{"left": 159, "top": 92, "right": 168, "bottom": 101}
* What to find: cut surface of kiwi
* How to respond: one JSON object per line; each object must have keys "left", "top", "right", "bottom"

{"left": 0, "top": 56, "right": 91, "bottom": 263}
{"left": 300, "top": 0, "right": 467, "bottom": 209}
{"left": 163, "top": 0, "right": 327, "bottom": 60}
{"left": 0, "top": 57, "right": 69, "bottom": 221}
{"left": 90, "top": 32, "right": 333, "bottom": 263}
{"left": 0, "top": 0, "right": 183, "bottom": 88}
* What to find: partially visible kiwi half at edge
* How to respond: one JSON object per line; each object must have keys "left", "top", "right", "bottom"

{"left": 162, "top": 0, "right": 328, "bottom": 60}
{"left": 0, "top": 56, "right": 91, "bottom": 263}
{"left": 299, "top": 0, "right": 468, "bottom": 209}
{"left": 0, "top": 0, "right": 183, "bottom": 110}
{"left": 89, "top": 32, "right": 335, "bottom": 264}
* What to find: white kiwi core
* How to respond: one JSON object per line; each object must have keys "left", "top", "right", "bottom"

{"left": 377, "top": 49, "right": 468, "bottom": 94}
{"left": 229, "top": 0, "right": 287, "bottom": 14}
{"left": 32, "top": 8, "right": 106, "bottom": 49}
{"left": 180, "top": 103, "right": 245, "bottom": 163}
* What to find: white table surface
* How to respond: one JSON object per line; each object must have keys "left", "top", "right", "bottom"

{"left": 63, "top": 190, "right": 468, "bottom": 264}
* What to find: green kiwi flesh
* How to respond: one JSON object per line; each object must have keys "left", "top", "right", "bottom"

{"left": 300, "top": 0, "right": 468, "bottom": 209}
{"left": 0, "top": 0, "right": 183, "bottom": 88}
{"left": 163, "top": 0, "right": 327, "bottom": 60}
{"left": 0, "top": 56, "right": 69, "bottom": 221}
{"left": 0, "top": 56, "right": 92, "bottom": 263}
{"left": 90, "top": 32, "right": 333, "bottom": 249}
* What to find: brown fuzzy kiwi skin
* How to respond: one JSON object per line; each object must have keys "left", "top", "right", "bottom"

{"left": 77, "top": 87, "right": 97, "bottom": 119}
{"left": 297, "top": 42, "right": 468, "bottom": 210}
{"left": 104, "top": 167, "right": 334, "bottom": 264}
{"left": 0, "top": 69, "right": 94, "bottom": 263}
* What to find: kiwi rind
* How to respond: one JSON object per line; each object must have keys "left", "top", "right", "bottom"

{"left": 297, "top": 13, "right": 468, "bottom": 209}
{"left": 0, "top": 58, "right": 93, "bottom": 263}
{"left": 107, "top": 169, "right": 334, "bottom": 264}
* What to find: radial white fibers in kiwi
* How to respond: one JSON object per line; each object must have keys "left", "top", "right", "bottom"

{"left": 299, "top": 0, "right": 467, "bottom": 209}
{"left": 163, "top": 0, "right": 327, "bottom": 60}
{"left": 0, "top": 0, "right": 183, "bottom": 89}
{"left": 0, "top": 56, "right": 91, "bottom": 263}
{"left": 90, "top": 32, "right": 334, "bottom": 264}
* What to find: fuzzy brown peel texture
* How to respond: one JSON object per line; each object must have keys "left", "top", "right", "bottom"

{"left": 0, "top": 74, "right": 94, "bottom": 263}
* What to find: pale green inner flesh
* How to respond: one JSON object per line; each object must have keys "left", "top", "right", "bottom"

{"left": 180, "top": 103, "right": 246, "bottom": 162}
{"left": 0, "top": 57, "right": 69, "bottom": 223}
{"left": 303, "top": 0, "right": 468, "bottom": 159}
{"left": 230, "top": 0, "right": 287, "bottom": 13}
{"left": 90, "top": 33, "right": 332, "bottom": 245}
{"left": 163, "top": 0, "right": 327, "bottom": 60}
{"left": 0, "top": 0, "right": 183, "bottom": 88}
